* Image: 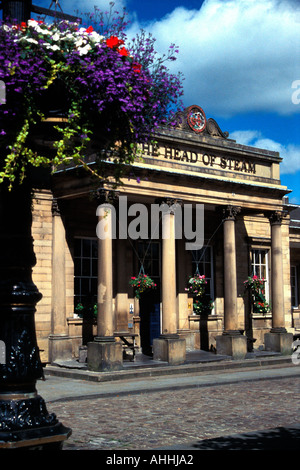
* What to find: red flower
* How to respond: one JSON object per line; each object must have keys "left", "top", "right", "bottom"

{"left": 106, "top": 36, "right": 124, "bottom": 49}
{"left": 86, "top": 26, "right": 94, "bottom": 33}
{"left": 132, "top": 63, "right": 142, "bottom": 73}
{"left": 119, "top": 47, "right": 129, "bottom": 57}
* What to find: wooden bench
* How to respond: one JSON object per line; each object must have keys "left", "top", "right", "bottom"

{"left": 114, "top": 333, "right": 139, "bottom": 361}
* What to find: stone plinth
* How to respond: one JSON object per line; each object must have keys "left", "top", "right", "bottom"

{"left": 153, "top": 336, "right": 186, "bottom": 365}
{"left": 264, "top": 331, "right": 293, "bottom": 355}
{"left": 49, "top": 334, "right": 73, "bottom": 362}
{"left": 216, "top": 333, "right": 247, "bottom": 360}
{"left": 87, "top": 338, "right": 123, "bottom": 372}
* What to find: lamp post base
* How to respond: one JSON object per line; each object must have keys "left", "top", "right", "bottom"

{"left": 0, "top": 422, "right": 72, "bottom": 450}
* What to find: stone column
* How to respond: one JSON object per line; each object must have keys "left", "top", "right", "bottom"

{"left": 153, "top": 198, "right": 186, "bottom": 364}
{"left": 216, "top": 206, "right": 247, "bottom": 359}
{"left": 49, "top": 199, "right": 72, "bottom": 362}
{"left": 265, "top": 211, "right": 293, "bottom": 354}
{"left": 87, "top": 190, "right": 122, "bottom": 371}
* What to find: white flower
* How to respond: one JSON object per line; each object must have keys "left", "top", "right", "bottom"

{"left": 52, "top": 32, "right": 60, "bottom": 42}
{"left": 26, "top": 38, "right": 39, "bottom": 44}
{"left": 89, "top": 31, "right": 104, "bottom": 43}
{"left": 35, "top": 25, "right": 51, "bottom": 35}
{"left": 78, "top": 27, "right": 88, "bottom": 35}
{"left": 75, "top": 37, "right": 85, "bottom": 48}
{"left": 78, "top": 44, "right": 92, "bottom": 55}
{"left": 16, "top": 37, "right": 38, "bottom": 44}
{"left": 28, "top": 19, "right": 38, "bottom": 28}
{"left": 44, "top": 44, "right": 60, "bottom": 51}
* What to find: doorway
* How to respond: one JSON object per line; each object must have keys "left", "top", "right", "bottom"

{"left": 137, "top": 241, "right": 161, "bottom": 356}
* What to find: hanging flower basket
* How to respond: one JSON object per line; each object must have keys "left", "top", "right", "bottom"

{"left": 185, "top": 274, "right": 207, "bottom": 296}
{"left": 0, "top": 9, "right": 184, "bottom": 188}
{"left": 243, "top": 275, "right": 270, "bottom": 314}
{"left": 75, "top": 302, "right": 97, "bottom": 318}
{"left": 129, "top": 274, "right": 157, "bottom": 299}
{"left": 185, "top": 274, "right": 214, "bottom": 315}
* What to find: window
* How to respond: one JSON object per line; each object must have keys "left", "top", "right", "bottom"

{"left": 291, "top": 265, "right": 298, "bottom": 308}
{"left": 251, "top": 249, "right": 269, "bottom": 302}
{"left": 74, "top": 238, "right": 98, "bottom": 306}
{"left": 137, "top": 241, "right": 160, "bottom": 280}
{"left": 191, "top": 246, "right": 214, "bottom": 303}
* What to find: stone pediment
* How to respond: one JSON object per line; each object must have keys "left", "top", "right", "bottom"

{"left": 175, "top": 105, "right": 229, "bottom": 139}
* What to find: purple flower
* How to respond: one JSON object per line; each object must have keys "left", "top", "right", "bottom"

{"left": 0, "top": 8, "right": 183, "bottom": 184}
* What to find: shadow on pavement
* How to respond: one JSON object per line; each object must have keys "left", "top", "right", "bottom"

{"left": 189, "top": 424, "right": 300, "bottom": 450}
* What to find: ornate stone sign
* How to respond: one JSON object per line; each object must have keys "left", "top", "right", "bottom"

{"left": 186, "top": 105, "right": 207, "bottom": 133}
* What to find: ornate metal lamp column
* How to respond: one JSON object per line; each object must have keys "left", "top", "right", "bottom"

{"left": 265, "top": 211, "right": 293, "bottom": 354}
{"left": 216, "top": 205, "right": 247, "bottom": 359}
{"left": 2, "top": 0, "right": 32, "bottom": 22}
{"left": 0, "top": 182, "right": 71, "bottom": 449}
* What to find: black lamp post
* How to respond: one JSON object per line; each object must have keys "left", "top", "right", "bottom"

{"left": 2, "top": 0, "right": 32, "bottom": 21}
{"left": 0, "top": 0, "right": 71, "bottom": 449}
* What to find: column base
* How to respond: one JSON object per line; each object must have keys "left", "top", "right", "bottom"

{"left": 264, "top": 331, "right": 293, "bottom": 355}
{"left": 153, "top": 336, "right": 186, "bottom": 365}
{"left": 0, "top": 422, "right": 72, "bottom": 449}
{"left": 49, "top": 334, "right": 73, "bottom": 363}
{"left": 216, "top": 332, "right": 247, "bottom": 360}
{"left": 87, "top": 338, "right": 123, "bottom": 372}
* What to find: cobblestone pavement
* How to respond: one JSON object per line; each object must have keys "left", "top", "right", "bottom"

{"left": 45, "top": 375, "right": 300, "bottom": 450}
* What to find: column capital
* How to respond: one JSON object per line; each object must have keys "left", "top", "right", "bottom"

{"left": 95, "top": 188, "right": 119, "bottom": 205}
{"left": 222, "top": 205, "right": 241, "bottom": 221}
{"left": 155, "top": 197, "right": 183, "bottom": 214}
{"left": 268, "top": 210, "right": 288, "bottom": 225}
{"left": 155, "top": 197, "right": 183, "bottom": 206}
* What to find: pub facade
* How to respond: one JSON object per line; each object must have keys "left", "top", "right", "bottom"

{"left": 31, "top": 105, "right": 298, "bottom": 369}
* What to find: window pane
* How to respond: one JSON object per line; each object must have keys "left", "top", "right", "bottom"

{"left": 251, "top": 248, "right": 269, "bottom": 303}
{"left": 92, "top": 259, "right": 97, "bottom": 277}
{"left": 205, "top": 263, "right": 211, "bottom": 278}
{"left": 82, "top": 259, "right": 90, "bottom": 277}
{"left": 74, "top": 259, "right": 81, "bottom": 277}
{"left": 91, "top": 240, "right": 98, "bottom": 258}
{"left": 82, "top": 239, "right": 90, "bottom": 257}
{"left": 74, "top": 239, "right": 81, "bottom": 257}
{"left": 81, "top": 278, "right": 90, "bottom": 297}
{"left": 261, "top": 266, "right": 266, "bottom": 280}
{"left": 74, "top": 238, "right": 98, "bottom": 304}
{"left": 191, "top": 246, "right": 214, "bottom": 303}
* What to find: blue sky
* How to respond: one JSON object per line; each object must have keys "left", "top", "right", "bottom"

{"left": 10, "top": 0, "right": 300, "bottom": 202}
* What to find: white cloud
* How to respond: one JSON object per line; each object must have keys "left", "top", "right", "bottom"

{"left": 126, "top": 0, "right": 300, "bottom": 117}
{"left": 230, "top": 130, "right": 300, "bottom": 174}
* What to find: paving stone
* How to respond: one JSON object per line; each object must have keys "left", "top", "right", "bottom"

{"left": 43, "top": 375, "right": 300, "bottom": 450}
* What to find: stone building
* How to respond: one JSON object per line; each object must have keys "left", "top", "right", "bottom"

{"left": 31, "top": 105, "right": 298, "bottom": 369}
